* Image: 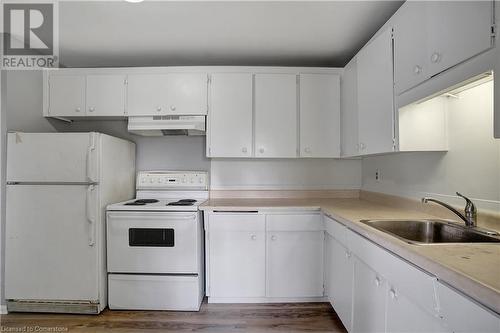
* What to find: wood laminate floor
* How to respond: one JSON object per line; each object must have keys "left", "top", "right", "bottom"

{"left": 0, "top": 301, "right": 347, "bottom": 333}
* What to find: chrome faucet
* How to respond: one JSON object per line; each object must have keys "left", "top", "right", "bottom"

{"left": 422, "top": 192, "right": 477, "bottom": 227}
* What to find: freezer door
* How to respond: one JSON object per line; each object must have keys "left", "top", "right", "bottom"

{"left": 7, "top": 132, "right": 99, "bottom": 183}
{"left": 5, "top": 184, "right": 100, "bottom": 301}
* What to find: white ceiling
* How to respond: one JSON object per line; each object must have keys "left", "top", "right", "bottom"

{"left": 59, "top": 1, "right": 404, "bottom": 68}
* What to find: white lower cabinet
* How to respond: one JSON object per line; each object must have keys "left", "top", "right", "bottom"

{"left": 327, "top": 235, "right": 354, "bottom": 331}
{"left": 266, "top": 230, "right": 324, "bottom": 298}
{"left": 206, "top": 212, "right": 324, "bottom": 302}
{"left": 352, "top": 258, "right": 386, "bottom": 333}
{"left": 208, "top": 213, "right": 266, "bottom": 298}
{"left": 324, "top": 216, "right": 499, "bottom": 333}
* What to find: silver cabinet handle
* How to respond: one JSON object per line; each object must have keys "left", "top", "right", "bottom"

{"left": 375, "top": 277, "right": 381, "bottom": 287}
{"left": 156, "top": 106, "right": 162, "bottom": 112}
{"left": 170, "top": 105, "right": 176, "bottom": 111}
{"left": 251, "top": 234, "right": 257, "bottom": 240}
{"left": 431, "top": 52, "right": 441, "bottom": 63}
{"left": 242, "top": 147, "right": 248, "bottom": 153}
{"left": 271, "top": 235, "right": 277, "bottom": 241}
{"left": 414, "top": 65, "right": 422, "bottom": 74}
{"left": 259, "top": 148, "right": 265, "bottom": 154}
{"left": 75, "top": 107, "right": 81, "bottom": 112}
{"left": 389, "top": 289, "right": 397, "bottom": 300}
{"left": 89, "top": 107, "right": 95, "bottom": 112}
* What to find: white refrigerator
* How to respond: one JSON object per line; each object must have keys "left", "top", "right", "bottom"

{"left": 5, "top": 132, "right": 136, "bottom": 314}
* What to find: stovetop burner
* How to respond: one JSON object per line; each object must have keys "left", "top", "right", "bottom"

{"left": 125, "top": 199, "right": 160, "bottom": 206}
{"left": 167, "top": 199, "right": 197, "bottom": 206}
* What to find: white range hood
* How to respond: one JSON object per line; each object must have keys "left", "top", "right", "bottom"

{"left": 128, "top": 116, "right": 206, "bottom": 136}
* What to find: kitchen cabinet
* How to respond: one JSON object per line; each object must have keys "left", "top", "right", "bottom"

{"left": 436, "top": 282, "right": 500, "bottom": 333}
{"left": 495, "top": 27, "right": 500, "bottom": 139}
{"left": 328, "top": 235, "right": 354, "bottom": 331}
{"left": 47, "top": 75, "right": 86, "bottom": 117}
{"left": 351, "top": 258, "right": 386, "bottom": 333}
{"left": 426, "top": 1, "right": 494, "bottom": 78}
{"left": 208, "top": 213, "right": 266, "bottom": 298}
{"left": 208, "top": 73, "right": 253, "bottom": 157}
{"left": 127, "top": 73, "right": 208, "bottom": 116}
{"left": 357, "top": 28, "right": 395, "bottom": 155}
{"left": 206, "top": 212, "right": 324, "bottom": 302}
{"left": 299, "top": 74, "right": 340, "bottom": 157}
{"left": 386, "top": 286, "right": 445, "bottom": 333}
{"left": 266, "top": 214, "right": 324, "bottom": 298}
{"left": 393, "top": 1, "right": 428, "bottom": 94}
{"left": 394, "top": 1, "right": 494, "bottom": 94}
{"left": 254, "top": 74, "right": 297, "bottom": 158}
{"left": 86, "top": 75, "right": 126, "bottom": 116}
{"left": 340, "top": 59, "right": 359, "bottom": 157}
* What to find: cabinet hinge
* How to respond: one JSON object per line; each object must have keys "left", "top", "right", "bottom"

{"left": 124, "top": 79, "right": 128, "bottom": 85}
{"left": 491, "top": 24, "right": 497, "bottom": 38}
{"left": 392, "top": 137, "right": 397, "bottom": 150}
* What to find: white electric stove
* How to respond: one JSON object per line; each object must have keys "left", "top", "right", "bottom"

{"left": 106, "top": 171, "right": 208, "bottom": 311}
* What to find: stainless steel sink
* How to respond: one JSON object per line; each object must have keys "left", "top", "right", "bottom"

{"left": 359, "top": 219, "right": 500, "bottom": 245}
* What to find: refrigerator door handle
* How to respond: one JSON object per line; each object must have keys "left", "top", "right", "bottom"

{"left": 86, "top": 134, "right": 97, "bottom": 183}
{"left": 86, "top": 184, "right": 96, "bottom": 246}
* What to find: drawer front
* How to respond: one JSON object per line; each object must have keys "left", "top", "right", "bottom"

{"left": 208, "top": 213, "right": 265, "bottom": 232}
{"left": 348, "top": 230, "right": 438, "bottom": 314}
{"left": 108, "top": 274, "right": 201, "bottom": 311}
{"left": 437, "top": 282, "right": 500, "bottom": 333}
{"left": 266, "top": 213, "right": 322, "bottom": 231}
{"left": 324, "top": 215, "right": 348, "bottom": 246}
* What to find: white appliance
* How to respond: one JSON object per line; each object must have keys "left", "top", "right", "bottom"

{"left": 127, "top": 115, "right": 206, "bottom": 136}
{"left": 5, "top": 132, "right": 136, "bottom": 314}
{"left": 106, "top": 171, "right": 208, "bottom": 311}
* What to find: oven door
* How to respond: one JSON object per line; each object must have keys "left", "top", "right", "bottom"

{"left": 107, "top": 211, "right": 199, "bottom": 274}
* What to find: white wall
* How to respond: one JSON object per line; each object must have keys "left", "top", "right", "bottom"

{"left": 211, "top": 158, "right": 361, "bottom": 190}
{"left": 362, "top": 80, "right": 500, "bottom": 212}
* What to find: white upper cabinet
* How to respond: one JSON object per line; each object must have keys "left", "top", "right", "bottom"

{"left": 254, "top": 74, "right": 297, "bottom": 158}
{"left": 299, "top": 74, "right": 340, "bottom": 158}
{"left": 86, "top": 75, "right": 126, "bottom": 116}
{"left": 208, "top": 73, "right": 253, "bottom": 158}
{"left": 127, "top": 75, "right": 168, "bottom": 116}
{"left": 47, "top": 75, "right": 86, "bottom": 117}
{"left": 164, "top": 73, "right": 208, "bottom": 115}
{"left": 340, "top": 59, "right": 359, "bottom": 157}
{"left": 426, "top": 1, "right": 494, "bottom": 77}
{"left": 394, "top": 1, "right": 428, "bottom": 94}
{"left": 127, "top": 73, "right": 207, "bottom": 116}
{"left": 394, "top": 1, "right": 494, "bottom": 94}
{"left": 357, "top": 28, "right": 395, "bottom": 155}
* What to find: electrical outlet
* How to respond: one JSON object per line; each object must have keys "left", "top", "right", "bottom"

{"left": 375, "top": 169, "right": 381, "bottom": 182}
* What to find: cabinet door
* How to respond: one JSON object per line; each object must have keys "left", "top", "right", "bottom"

{"left": 352, "top": 258, "right": 386, "bottom": 333}
{"left": 340, "top": 59, "right": 359, "bottom": 157}
{"left": 208, "top": 214, "right": 265, "bottom": 298}
{"left": 329, "top": 236, "right": 354, "bottom": 331}
{"left": 127, "top": 74, "right": 168, "bottom": 116}
{"left": 496, "top": 41, "right": 500, "bottom": 139}
{"left": 86, "top": 75, "right": 126, "bottom": 116}
{"left": 426, "top": 1, "right": 493, "bottom": 77}
{"left": 386, "top": 286, "right": 445, "bottom": 333}
{"left": 254, "top": 74, "right": 297, "bottom": 158}
{"left": 393, "top": 1, "right": 428, "bottom": 94}
{"left": 208, "top": 73, "right": 253, "bottom": 157}
{"left": 436, "top": 282, "right": 500, "bottom": 333}
{"left": 357, "top": 28, "right": 395, "bottom": 155}
{"left": 48, "top": 75, "right": 86, "bottom": 117}
{"left": 165, "top": 73, "right": 208, "bottom": 115}
{"left": 266, "top": 231, "right": 324, "bottom": 298}
{"left": 299, "top": 74, "right": 340, "bottom": 157}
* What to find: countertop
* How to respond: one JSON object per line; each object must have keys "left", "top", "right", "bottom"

{"left": 200, "top": 198, "right": 500, "bottom": 314}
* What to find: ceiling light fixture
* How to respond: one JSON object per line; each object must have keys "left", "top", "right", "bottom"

{"left": 125, "top": 0, "right": 144, "bottom": 3}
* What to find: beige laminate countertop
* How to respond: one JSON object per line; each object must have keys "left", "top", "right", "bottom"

{"left": 200, "top": 198, "right": 500, "bottom": 314}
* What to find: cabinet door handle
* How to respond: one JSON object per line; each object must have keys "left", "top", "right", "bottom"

{"left": 75, "top": 107, "right": 81, "bottom": 112}
{"left": 431, "top": 52, "right": 441, "bottom": 63}
{"left": 375, "top": 277, "right": 381, "bottom": 287}
{"left": 242, "top": 147, "right": 248, "bottom": 153}
{"left": 88, "top": 107, "right": 95, "bottom": 112}
{"left": 413, "top": 65, "right": 422, "bottom": 74}
{"left": 389, "top": 289, "right": 397, "bottom": 300}
{"left": 345, "top": 251, "right": 351, "bottom": 259}
{"left": 271, "top": 235, "right": 277, "bottom": 241}
{"left": 251, "top": 234, "right": 257, "bottom": 240}
{"left": 170, "top": 105, "right": 176, "bottom": 111}
{"left": 259, "top": 148, "right": 265, "bottom": 154}
{"left": 304, "top": 147, "right": 311, "bottom": 154}
{"left": 156, "top": 106, "right": 162, "bottom": 112}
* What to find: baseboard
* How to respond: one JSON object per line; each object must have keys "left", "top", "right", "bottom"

{"left": 0, "top": 305, "right": 7, "bottom": 314}
{"left": 208, "top": 296, "right": 328, "bottom": 304}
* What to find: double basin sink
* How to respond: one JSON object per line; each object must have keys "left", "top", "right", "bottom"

{"left": 360, "top": 219, "right": 500, "bottom": 245}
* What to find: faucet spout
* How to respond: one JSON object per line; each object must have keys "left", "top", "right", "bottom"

{"left": 421, "top": 193, "right": 477, "bottom": 227}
